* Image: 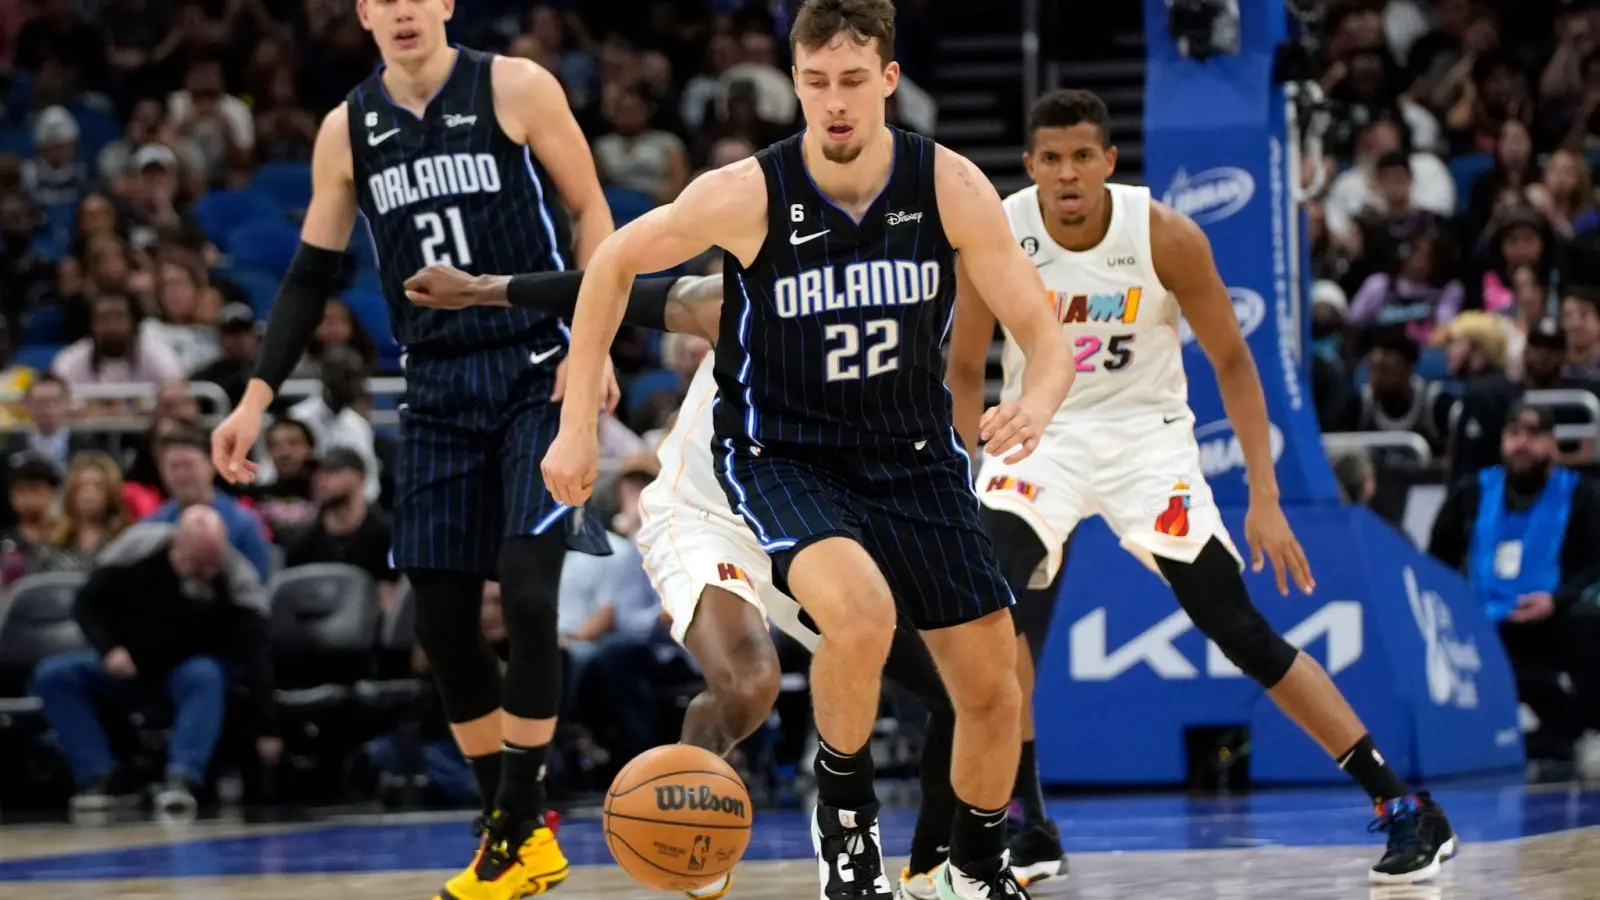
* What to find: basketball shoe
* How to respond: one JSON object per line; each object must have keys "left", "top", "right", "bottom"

{"left": 1006, "top": 819, "right": 1066, "bottom": 886}
{"left": 1368, "top": 793, "right": 1457, "bottom": 884}
{"left": 812, "top": 802, "right": 895, "bottom": 898}
{"left": 937, "top": 854, "right": 1030, "bottom": 899}
{"left": 900, "top": 863, "right": 945, "bottom": 899}
{"left": 435, "top": 809, "right": 569, "bottom": 900}
{"left": 686, "top": 873, "right": 731, "bottom": 899}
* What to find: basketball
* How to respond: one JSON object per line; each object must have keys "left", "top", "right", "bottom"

{"left": 603, "top": 744, "right": 753, "bottom": 892}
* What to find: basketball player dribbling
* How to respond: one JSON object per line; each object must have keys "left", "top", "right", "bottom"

{"left": 945, "top": 88, "right": 1459, "bottom": 886}
{"left": 405, "top": 265, "right": 980, "bottom": 899}
{"left": 543, "top": 0, "right": 1077, "bottom": 895}
{"left": 208, "top": 2, "right": 620, "bottom": 897}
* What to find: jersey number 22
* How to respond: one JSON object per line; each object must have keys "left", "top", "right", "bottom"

{"left": 825, "top": 320, "right": 899, "bottom": 382}
{"left": 415, "top": 206, "right": 472, "bottom": 267}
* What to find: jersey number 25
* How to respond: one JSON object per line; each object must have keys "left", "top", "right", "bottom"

{"left": 415, "top": 206, "right": 473, "bottom": 267}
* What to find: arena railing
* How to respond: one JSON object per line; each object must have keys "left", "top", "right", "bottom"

{"left": 1523, "top": 389, "right": 1600, "bottom": 444}
{"left": 1321, "top": 431, "right": 1434, "bottom": 468}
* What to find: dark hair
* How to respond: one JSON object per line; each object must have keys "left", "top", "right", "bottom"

{"left": 1564, "top": 289, "right": 1600, "bottom": 316}
{"left": 1367, "top": 326, "right": 1421, "bottom": 366}
{"left": 156, "top": 423, "right": 211, "bottom": 456}
{"left": 1027, "top": 89, "right": 1111, "bottom": 148}
{"left": 25, "top": 373, "right": 67, "bottom": 399}
{"left": 790, "top": 0, "right": 896, "bottom": 67}
{"left": 1374, "top": 149, "right": 1411, "bottom": 175}
{"left": 267, "top": 417, "right": 316, "bottom": 449}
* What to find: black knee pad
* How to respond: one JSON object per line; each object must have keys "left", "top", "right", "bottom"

{"left": 409, "top": 569, "right": 501, "bottom": 723}
{"left": 980, "top": 507, "right": 1059, "bottom": 656}
{"left": 497, "top": 531, "right": 568, "bottom": 720}
{"left": 1156, "top": 538, "right": 1299, "bottom": 688}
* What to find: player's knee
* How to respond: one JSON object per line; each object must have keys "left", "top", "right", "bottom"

{"left": 950, "top": 665, "right": 1022, "bottom": 728}
{"left": 703, "top": 645, "right": 781, "bottom": 735}
{"left": 409, "top": 570, "right": 501, "bottom": 722}
{"left": 821, "top": 589, "right": 896, "bottom": 667}
{"left": 1159, "top": 539, "right": 1298, "bottom": 688}
{"left": 497, "top": 534, "right": 564, "bottom": 648}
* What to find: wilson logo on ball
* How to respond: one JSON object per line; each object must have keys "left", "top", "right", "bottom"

{"left": 654, "top": 785, "right": 748, "bottom": 818}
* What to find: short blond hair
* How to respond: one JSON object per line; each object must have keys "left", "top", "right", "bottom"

{"left": 1446, "top": 311, "right": 1509, "bottom": 369}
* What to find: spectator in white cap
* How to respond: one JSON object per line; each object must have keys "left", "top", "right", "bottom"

{"left": 126, "top": 144, "right": 185, "bottom": 251}
{"left": 21, "top": 105, "right": 93, "bottom": 235}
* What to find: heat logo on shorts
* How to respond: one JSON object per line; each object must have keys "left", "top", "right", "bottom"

{"left": 1153, "top": 480, "right": 1193, "bottom": 537}
{"left": 1050, "top": 287, "right": 1142, "bottom": 324}
{"left": 716, "top": 562, "right": 754, "bottom": 589}
{"left": 984, "top": 476, "right": 1042, "bottom": 501}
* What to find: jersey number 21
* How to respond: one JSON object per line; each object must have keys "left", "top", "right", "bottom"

{"left": 415, "top": 206, "right": 472, "bottom": 267}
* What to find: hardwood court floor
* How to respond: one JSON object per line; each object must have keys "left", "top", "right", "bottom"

{"left": 3, "top": 780, "right": 1599, "bottom": 899}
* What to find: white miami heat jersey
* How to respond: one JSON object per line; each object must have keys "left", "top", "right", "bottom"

{"left": 999, "top": 183, "right": 1188, "bottom": 421}
{"left": 638, "top": 354, "right": 743, "bottom": 528}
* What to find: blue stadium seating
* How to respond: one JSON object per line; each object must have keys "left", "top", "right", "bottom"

{"left": 625, "top": 369, "right": 684, "bottom": 420}
{"left": 227, "top": 220, "right": 302, "bottom": 277}
{"left": 193, "top": 190, "right": 285, "bottom": 252}
{"left": 340, "top": 284, "right": 401, "bottom": 364}
{"left": 22, "top": 307, "right": 65, "bottom": 346}
{"left": 251, "top": 162, "right": 314, "bottom": 213}
{"left": 1447, "top": 153, "right": 1494, "bottom": 205}
{"left": 604, "top": 186, "right": 657, "bottom": 227}
{"left": 225, "top": 267, "right": 284, "bottom": 317}
{"left": 13, "top": 345, "right": 62, "bottom": 373}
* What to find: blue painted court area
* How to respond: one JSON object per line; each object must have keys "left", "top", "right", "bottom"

{"left": 0, "top": 778, "right": 1592, "bottom": 882}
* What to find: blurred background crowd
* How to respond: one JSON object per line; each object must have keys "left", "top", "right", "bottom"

{"left": 0, "top": 0, "right": 1596, "bottom": 822}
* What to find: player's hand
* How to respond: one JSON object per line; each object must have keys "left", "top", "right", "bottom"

{"left": 542, "top": 426, "right": 601, "bottom": 508}
{"left": 211, "top": 407, "right": 263, "bottom": 485}
{"left": 551, "top": 354, "right": 621, "bottom": 415}
{"left": 979, "top": 401, "right": 1044, "bottom": 464}
{"left": 1243, "top": 501, "right": 1315, "bottom": 596}
{"left": 1509, "top": 591, "right": 1556, "bottom": 623}
{"left": 403, "top": 264, "right": 506, "bottom": 309}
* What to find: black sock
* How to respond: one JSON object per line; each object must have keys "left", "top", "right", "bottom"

{"left": 814, "top": 737, "right": 876, "bottom": 810}
{"left": 949, "top": 796, "right": 1008, "bottom": 876}
{"left": 469, "top": 751, "right": 503, "bottom": 814}
{"left": 493, "top": 741, "right": 549, "bottom": 823}
{"left": 1015, "top": 740, "right": 1048, "bottom": 825}
{"left": 1337, "top": 734, "right": 1408, "bottom": 804}
{"left": 908, "top": 713, "right": 956, "bottom": 875}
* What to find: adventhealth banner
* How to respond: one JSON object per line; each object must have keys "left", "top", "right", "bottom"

{"left": 1143, "top": 0, "right": 1339, "bottom": 506}
{"left": 1034, "top": 506, "right": 1524, "bottom": 785}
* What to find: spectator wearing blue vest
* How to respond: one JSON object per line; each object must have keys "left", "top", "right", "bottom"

{"left": 1428, "top": 401, "right": 1600, "bottom": 757}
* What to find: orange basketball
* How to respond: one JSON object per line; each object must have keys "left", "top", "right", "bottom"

{"left": 603, "top": 743, "right": 753, "bottom": 892}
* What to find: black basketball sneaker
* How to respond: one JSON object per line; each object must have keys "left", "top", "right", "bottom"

{"left": 812, "top": 801, "right": 895, "bottom": 899}
{"left": 938, "top": 853, "right": 1031, "bottom": 899}
{"left": 1007, "top": 818, "right": 1067, "bottom": 886}
{"left": 1369, "top": 792, "right": 1458, "bottom": 884}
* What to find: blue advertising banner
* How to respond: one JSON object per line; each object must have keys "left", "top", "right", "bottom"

{"left": 1142, "top": 0, "right": 1339, "bottom": 506}
{"left": 1033, "top": 505, "right": 1525, "bottom": 785}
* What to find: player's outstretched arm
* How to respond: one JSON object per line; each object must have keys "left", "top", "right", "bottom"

{"left": 934, "top": 144, "right": 1072, "bottom": 464}
{"left": 946, "top": 257, "right": 998, "bottom": 460}
{"left": 1152, "top": 202, "right": 1313, "bottom": 594}
{"left": 542, "top": 163, "right": 762, "bottom": 506}
{"left": 213, "top": 105, "right": 357, "bottom": 484}
{"left": 495, "top": 57, "right": 614, "bottom": 267}
{"left": 402, "top": 267, "right": 724, "bottom": 342}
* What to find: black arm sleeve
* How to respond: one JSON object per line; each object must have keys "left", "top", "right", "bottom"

{"left": 251, "top": 243, "right": 346, "bottom": 393}
{"left": 505, "top": 272, "right": 680, "bottom": 332}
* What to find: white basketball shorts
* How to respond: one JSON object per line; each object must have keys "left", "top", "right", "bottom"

{"left": 975, "top": 410, "right": 1241, "bottom": 587}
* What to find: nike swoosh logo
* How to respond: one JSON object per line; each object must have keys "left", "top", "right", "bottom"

{"left": 368, "top": 128, "right": 400, "bottom": 146}
{"left": 790, "top": 229, "right": 830, "bottom": 245}
{"left": 1163, "top": 414, "right": 1183, "bottom": 424}
{"left": 530, "top": 346, "right": 562, "bottom": 365}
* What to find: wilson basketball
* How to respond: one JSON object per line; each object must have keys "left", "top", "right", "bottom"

{"left": 603, "top": 743, "right": 753, "bottom": 892}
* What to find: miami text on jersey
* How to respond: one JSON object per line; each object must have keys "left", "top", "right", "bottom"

{"left": 772, "top": 260, "right": 942, "bottom": 319}
{"left": 1049, "top": 287, "right": 1144, "bottom": 324}
{"left": 366, "top": 153, "right": 504, "bottom": 216}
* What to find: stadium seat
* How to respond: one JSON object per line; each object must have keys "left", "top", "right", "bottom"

{"left": 226, "top": 266, "right": 282, "bottom": 317}
{"left": 22, "top": 305, "right": 65, "bottom": 346}
{"left": 604, "top": 186, "right": 658, "bottom": 227}
{"left": 12, "top": 344, "right": 63, "bottom": 373}
{"left": 1416, "top": 345, "right": 1449, "bottom": 382}
{"left": 625, "top": 368, "right": 684, "bottom": 420}
{"left": 340, "top": 284, "right": 401, "bottom": 361}
{"left": 349, "top": 223, "right": 381, "bottom": 273}
{"left": 251, "top": 162, "right": 314, "bottom": 214}
{"left": 0, "top": 572, "right": 90, "bottom": 715}
{"left": 353, "top": 580, "right": 426, "bottom": 713}
{"left": 70, "top": 107, "right": 120, "bottom": 161}
{"left": 1448, "top": 153, "right": 1494, "bottom": 204}
{"left": 267, "top": 563, "right": 382, "bottom": 695}
{"left": 227, "top": 220, "right": 302, "bottom": 277}
{"left": 193, "top": 190, "right": 284, "bottom": 252}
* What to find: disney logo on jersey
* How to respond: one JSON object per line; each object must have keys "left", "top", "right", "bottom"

{"left": 1192, "top": 418, "right": 1284, "bottom": 479}
{"left": 1177, "top": 286, "right": 1265, "bottom": 344}
{"left": 1161, "top": 166, "right": 1256, "bottom": 225}
{"left": 442, "top": 113, "right": 478, "bottom": 128}
{"left": 886, "top": 209, "right": 923, "bottom": 226}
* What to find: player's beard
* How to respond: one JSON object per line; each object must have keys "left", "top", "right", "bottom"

{"left": 822, "top": 140, "right": 865, "bottom": 164}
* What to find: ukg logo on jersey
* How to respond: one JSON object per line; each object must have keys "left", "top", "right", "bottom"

{"left": 1161, "top": 167, "right": 1256, "bottom": 225}
{"left": 1178, "top": 287, "right": 1266, "bottom": 345}
{"left": 1404, "top": 566, "right": 1482, "bottom": 709}
{"left": 1193, "top": 419, "right": 1284, "bottom": 480}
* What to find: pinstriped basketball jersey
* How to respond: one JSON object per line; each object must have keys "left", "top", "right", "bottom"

{"left": 347, "top": 46, "right": 570, "bottom": 355}
{"left": 714, "top": 128, "right": 956, "bottom": 448}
